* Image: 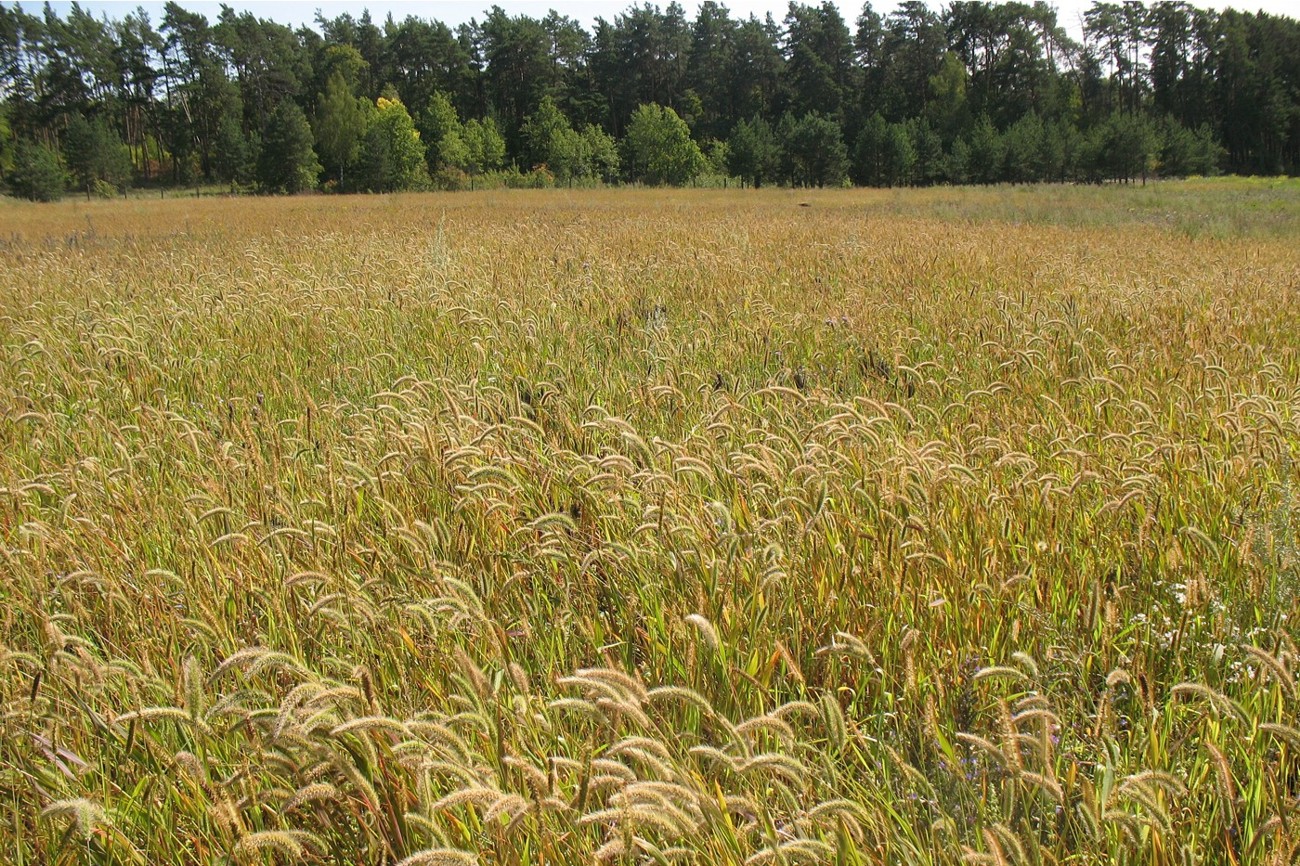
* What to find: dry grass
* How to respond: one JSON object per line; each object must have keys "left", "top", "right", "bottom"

{"left": 2, "top": 183, "right": 1299, "bottom": 864}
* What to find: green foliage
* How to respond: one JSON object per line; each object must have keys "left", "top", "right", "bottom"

{"left": 965, "top": 115, "right": 1006, "bottom": 185}
{"left": 314, "top": 71, "right": 371, "bottom": 188}
{"left": 418, "top": 91, "right": 464, "bottom": 173}
{"left": 0, "top": 104, "right": 14, "bottom": 179}
{"left": 214, "top": 108, "right": 256, "bottom": 188}
{"left": 1002, "top": 111, "right": 1045, "bottom": 183}
{"left": 1160, "top": 118, "right": 1223, "bottom": 177}
{"left": 880, "top": 121, "right": 915, "bottom": 187}
{"left": 461, "top": 117, "right": 506, "bottom": 175}
{"left": 784, "top": 111, "right": 849, "bottom": 188}
{"left": 579, "top": 124, "right": 620, "bottom": 183}
{"left": 851, "top": 114, "right": 885, "bottom": 186}
{"left": 437, "top": 164, "right": 556, "bottom": 189}
{"left": 551, "top": 128, "right": 588, "bottom": 183}
{"left": 257, "top": 99, "right": 321, "bottom": 194}
{"left": 1039, "top": 119, "right": 1076, "bottom": 183}
{"left": 7, "top": 139, "right": 66, "bottom": 201}
{"left": 726, "top": 116, "right": 780, "bottom": 188}
{"left": 926, "top": 51, "right": 970, "bottom": 144}
{"left": 783, "top": 1, "right": 854, "bottom": 117}
{"left": 316, "top": 44, "right": 368, "bottom": 93}
{"left": 359, "top": 96, "right": 429, "bottom": 192}
{"left": 548, "top": 123, "right": 622, "bottom": 184}
{"left": 504, "top": 165, "right": 554, "bottom": 188}
{"left": 908, "top": 118, "right": 945, "bottom": 186}
{"left": 947, "top": 136, "right": 972, "bottom": 184}
{"left": 516, "top": 99, "right": 617, "bottom": 184}
{"left": 62, "top": 114, "right": 132, "bottom": 195}
{"left": 703, "top": 138, "right": 729, "bottom": 175}
{"left": 622, "top": 103, "right": 706, "bottom": 186}
{"left": 1094, "top": 111, "right": 1161, "bottom": 183}
{"left": 854, "top": 115, "right": 914, "bottom": 188}
{"left": 438, "top": 131, "right": 470, "bottom": 177}
{"left": 521, "top": 96, "right": 572, "bottom": 171}
{"left": 6, "top": 0, "right": 1300, "bottom": 194}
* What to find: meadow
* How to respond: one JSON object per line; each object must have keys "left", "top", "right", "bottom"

{"left": 1, "top": 179, "right": 1299, "bottom": 865}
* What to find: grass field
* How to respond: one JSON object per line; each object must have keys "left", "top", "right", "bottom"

{"left": 2, "top": 180, "right": 1299, "bottom": 865}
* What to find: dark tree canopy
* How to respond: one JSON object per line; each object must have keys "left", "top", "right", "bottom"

{"left": 2, "top": 0, "right": 1299, "bottom": 197}
{"left": 258, "top": 99, "right": 321, "bottom": 192}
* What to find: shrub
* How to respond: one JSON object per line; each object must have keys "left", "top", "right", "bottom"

{"left": 8, "top": 140, "right": 66, "bottom": 201}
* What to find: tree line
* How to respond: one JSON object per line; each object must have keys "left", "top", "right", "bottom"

{"left": 1, "top": 0, "right": 1298, "bottom": 200}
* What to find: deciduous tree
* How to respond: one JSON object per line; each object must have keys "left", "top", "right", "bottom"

{"left": 359, "top": 95, "right": 428, "bottom": 192}
{"left": 314, "top": 70, "right": 370, "bottom": 188}
{"left": 621, "top": 102, "right": 705, "bottom": 185}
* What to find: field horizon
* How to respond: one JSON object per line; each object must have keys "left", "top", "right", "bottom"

{"left": 3, "top": 181, "right": 1300, "bottom": 864}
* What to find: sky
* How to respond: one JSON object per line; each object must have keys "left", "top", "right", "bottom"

{"left": 31, "top": 0, "right": 1300, "bottom": 38}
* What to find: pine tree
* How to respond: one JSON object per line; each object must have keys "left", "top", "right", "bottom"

{"left": 213, "top": 108, "right": 255, "bottom": 189}
{"left": 727, "top": 116, "right": 780, "bottom": 188}
{"left": 258, "top": 100, "right": 321, "bottom": 193}
{"left": 63, "top": 114, "right": 133, "bottom": 197}
{"left": 785, "top": 112, "right": 849, "bottom": 188}
{"left": 8, "top": 140, "right": 67, "bottom": 202}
